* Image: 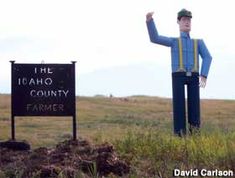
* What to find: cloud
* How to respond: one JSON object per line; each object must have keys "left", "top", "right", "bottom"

{"left": 0, "top": 0, "right": 234, "bottom": 99}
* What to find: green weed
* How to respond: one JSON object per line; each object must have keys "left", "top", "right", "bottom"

{"left": 114, "top": 129, "right": 235, "bottom": 177}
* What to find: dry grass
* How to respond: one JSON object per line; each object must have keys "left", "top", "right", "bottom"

{"left": 0, "top": 94, "right": 235, "bottom": 177}
{"left": 0, "top": 94, "right": 235, "bottom": 146}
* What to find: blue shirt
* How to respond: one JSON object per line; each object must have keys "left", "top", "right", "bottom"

{"left": 146, "top": 19, "right": 212, "bottom": 77}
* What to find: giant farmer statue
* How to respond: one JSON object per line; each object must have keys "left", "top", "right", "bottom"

{"left": 146, "top": 9, "right": 212, "bottom": 136}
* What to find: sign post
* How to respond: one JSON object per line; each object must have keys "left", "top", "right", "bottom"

{"left": 72, "top": 61, "right": 77, "bottom": 140}
{"left": 10, "top": 61, "right": 15, "bottom": 140}
{"left": 10, "top": 61, "right": 77, "bottom": 140}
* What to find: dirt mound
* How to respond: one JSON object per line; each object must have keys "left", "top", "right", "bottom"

{"left": 0, "top": 138, "right": 130, "bottom": 177}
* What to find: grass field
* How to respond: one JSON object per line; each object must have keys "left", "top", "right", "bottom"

{"left": 0, "top": 94, "right": 235, "bottom": 177}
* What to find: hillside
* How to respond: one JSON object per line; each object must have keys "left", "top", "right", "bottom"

{"left": 0, "top": 94, "right": 235, "bottom": 177}
{"left": 1, "top": 94, "right": 234, "bottom": 143}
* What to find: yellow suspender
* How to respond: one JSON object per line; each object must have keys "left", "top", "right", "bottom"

{"left": 178, "top": 38, "right": 198, "bottom": 72}
{"left": 178, "top": 38, "right": 184, "bottom": 71}
{"left": 193, "top": 39, "right": 198, "bottom": 72}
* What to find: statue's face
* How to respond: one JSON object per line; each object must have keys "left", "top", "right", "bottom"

{"left": 178, "top": 16, "right": 191, "bottom": 33}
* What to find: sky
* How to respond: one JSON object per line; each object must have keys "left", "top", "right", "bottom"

{"left": 0, "top": 0, "right": 235, "bottom": 99}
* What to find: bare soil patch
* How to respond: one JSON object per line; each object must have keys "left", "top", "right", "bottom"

{"left": 0, "top": 139, "right": 130, "bottom": 177}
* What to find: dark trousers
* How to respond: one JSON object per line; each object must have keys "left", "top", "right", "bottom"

{"left": 172, "top": 72, "right": 200, "bottom": 136}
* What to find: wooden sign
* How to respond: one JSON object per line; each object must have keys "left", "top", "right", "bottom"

{"left": 12, "top": 63, "right": 75, "bottom": 116}
{"left": 10, "top": 61, "right": 77, "bottom": 140}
